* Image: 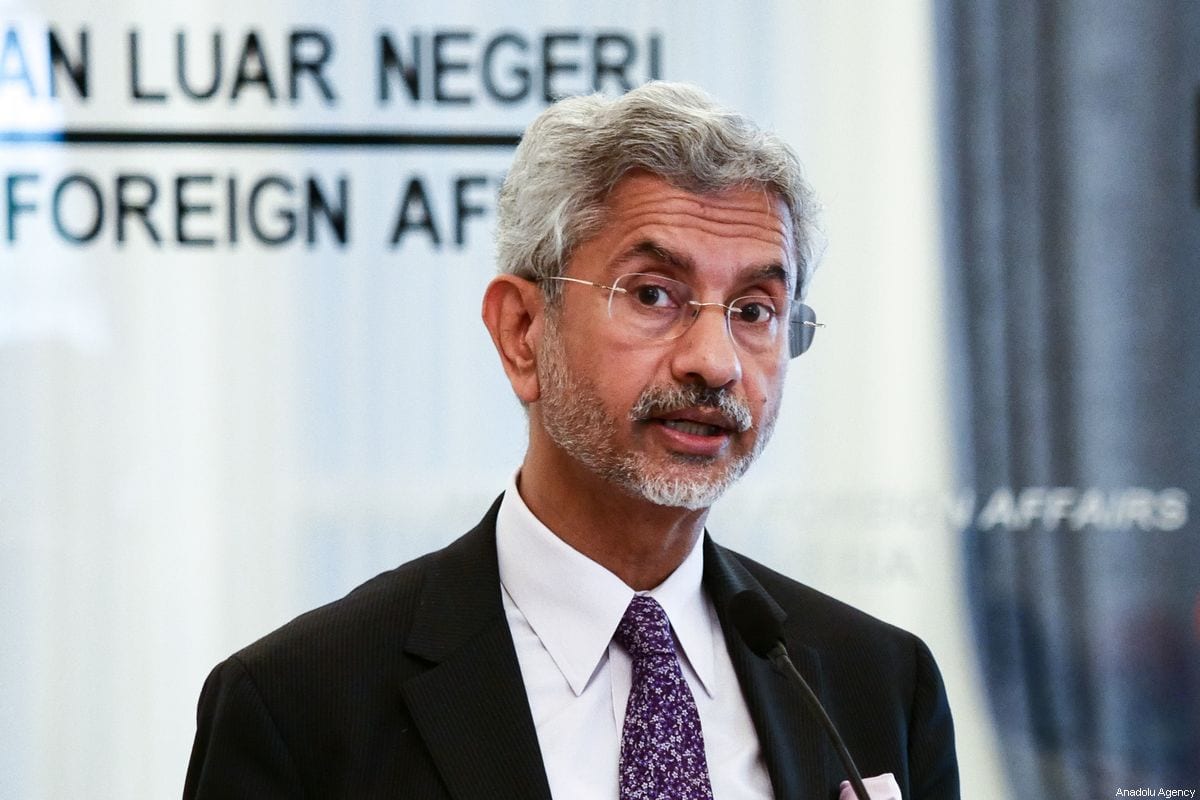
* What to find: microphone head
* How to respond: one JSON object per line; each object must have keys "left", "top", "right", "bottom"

{"left": 728, "top": 590, "right": 785, "bottom": 658}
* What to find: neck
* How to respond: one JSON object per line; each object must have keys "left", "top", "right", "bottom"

{"left": 518, "top": 439, "right": 708, "bottom": 591}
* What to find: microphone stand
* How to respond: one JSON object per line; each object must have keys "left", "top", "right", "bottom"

{"left": 763, "top": 641, "right": 871, "bottom": 800}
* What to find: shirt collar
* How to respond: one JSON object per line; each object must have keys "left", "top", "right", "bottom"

{"left": 495, "top": 472, "right": 717, "bottom": 698}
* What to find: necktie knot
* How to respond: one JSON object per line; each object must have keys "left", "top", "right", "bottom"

{"left": 615, "top": 595, "right": 676, "bottom": 660}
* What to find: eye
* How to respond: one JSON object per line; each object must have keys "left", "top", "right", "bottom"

{"left": 634, "top": 284, "right": 671, "bottom": 307}
{"left": 620, "top": 274, "right": 685, "bottom": 309}
{"left": 732, "top": 298, "right": 778, "bottom": 324}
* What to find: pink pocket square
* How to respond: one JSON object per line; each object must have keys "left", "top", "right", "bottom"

{"left": 839, "top": 772, "right": 902, "bottom": 800}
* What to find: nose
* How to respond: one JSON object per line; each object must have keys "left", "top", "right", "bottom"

{"left": 668, "top": 304, "right": 743, "bottom": 389}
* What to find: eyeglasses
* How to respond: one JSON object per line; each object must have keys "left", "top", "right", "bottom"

{"left": 541, "top": 272, "right": 823, "bottom": 358}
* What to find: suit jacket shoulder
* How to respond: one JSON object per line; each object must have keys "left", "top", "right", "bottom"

{"left": 185, "top": 497, "right": 552, "bottom": 800}
{"left": 722, "top": 543, "right": 931, "bottom": 663}
{"left": 706, "top": 541, "right": 960, "bottom": 799}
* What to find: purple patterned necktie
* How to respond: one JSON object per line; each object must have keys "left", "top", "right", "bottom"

{"left": 615, "top": 595, "right": 714, "bottom": 800}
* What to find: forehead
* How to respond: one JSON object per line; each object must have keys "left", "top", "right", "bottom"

{"left": 581, "top": 173, "right": 795, "bottom": 289}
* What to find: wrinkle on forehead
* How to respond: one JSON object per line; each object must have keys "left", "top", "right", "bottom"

{"left": 607, "top": 213, "right": 791, "bottom": 258}
{"left": 595, "top": 176, "right": 796, "bottom": 283}
{"left": 611, "top": 183, "right": 789, "bottom": 234}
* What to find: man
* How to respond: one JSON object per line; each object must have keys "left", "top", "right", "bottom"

{"left": 185, "top": 82, "right": 959, "bottom": 799}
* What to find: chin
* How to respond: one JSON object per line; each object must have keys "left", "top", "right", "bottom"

{"left": 621, "top": 453, "right": 753, "bottom": 511}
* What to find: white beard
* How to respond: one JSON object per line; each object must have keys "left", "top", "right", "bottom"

{"left": 536, "top": 319, "right": 777, "bottom": 510}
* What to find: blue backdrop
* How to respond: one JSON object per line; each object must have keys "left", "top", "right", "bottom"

{"left": 937, "top": 1, "right": 1200, "bottom": 794}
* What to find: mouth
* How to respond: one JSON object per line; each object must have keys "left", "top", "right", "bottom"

{"left": 628, "top": 386, "right": 754, "bottom": 459}
{"left": 658, "top": 418, "right": 730, "bottom": 437}
{"left": 649, "top": 404, "right": 748, "bottom": 433}
{"left": 645, "top": 409, "right": 740, "bottom": 458}
{"left": 643, "top": 403, "right": 749, "bottom": 452}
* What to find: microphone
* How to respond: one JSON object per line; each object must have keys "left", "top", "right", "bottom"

{"left": 728, "top": 590, "right": 871, "bottom": 800}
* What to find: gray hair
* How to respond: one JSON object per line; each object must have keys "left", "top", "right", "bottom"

{"left": 495, "top": 81, "right": 820, "bottom": 302}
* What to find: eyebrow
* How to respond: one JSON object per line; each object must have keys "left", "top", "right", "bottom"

{"left": 614, "top": 239, "right": 795, "bottom": 296}
{"left": 615, "top": 240, "right": 694, "bottom": 273}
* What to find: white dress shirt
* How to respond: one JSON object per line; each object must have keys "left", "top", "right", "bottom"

{"left": 495, "top": 475, "right": 773, "bottom": 799}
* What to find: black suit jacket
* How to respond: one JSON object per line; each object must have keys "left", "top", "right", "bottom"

{"left": 185, "top": 497, "right": 959, "bottom": 799}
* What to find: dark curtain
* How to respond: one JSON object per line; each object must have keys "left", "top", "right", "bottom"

{"left": 935, "top": 1, "right": 1200, "bottom": 795}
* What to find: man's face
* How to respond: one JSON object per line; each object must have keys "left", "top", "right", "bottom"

{"left": 534, "top": 172, "right": 794, "bottom": 510}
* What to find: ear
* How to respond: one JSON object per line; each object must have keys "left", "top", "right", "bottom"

{"left": 481, "top": 274, "right": 544, "bottom": 404}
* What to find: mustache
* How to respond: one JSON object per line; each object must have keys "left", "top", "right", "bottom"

{"left": 628, "top": 384, "right": 753, "bottom": 433}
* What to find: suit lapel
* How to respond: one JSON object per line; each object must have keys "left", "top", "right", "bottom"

{"left": 399, "top": 499, "right": 552, "bottom": 800}
{"left": 704, "top": 538, "right": 832, "bottom": 800}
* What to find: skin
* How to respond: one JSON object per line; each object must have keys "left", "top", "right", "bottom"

{"left": 482, "top": 172, "right": 795, "bottom": 590}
